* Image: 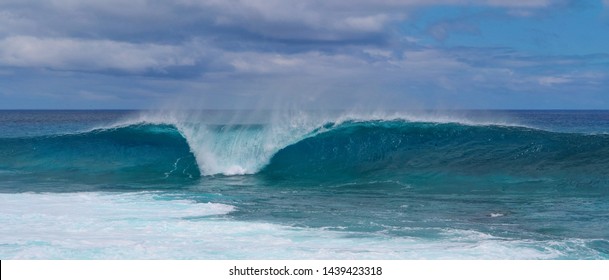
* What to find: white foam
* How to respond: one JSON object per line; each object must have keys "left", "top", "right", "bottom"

{"left": 0, "top": 192, "right": 596, "bottom": 259}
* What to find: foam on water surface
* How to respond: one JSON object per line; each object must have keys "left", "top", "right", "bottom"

{"left": 0, "top": 192, "right": 602, "bottom": 259}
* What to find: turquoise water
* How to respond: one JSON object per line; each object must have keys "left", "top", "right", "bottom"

{"left": 1, "top": 110, "right": 608, "bottom": 259}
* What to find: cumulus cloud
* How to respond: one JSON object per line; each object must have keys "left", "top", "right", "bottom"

{"left": 0, "top": 0, "right": 559, "bottom": 42}
{"left": 173, "top": 0, "right": 557, "bottom": 41}
{"left": 1, "top": 0, "right": 605, "bottom": 109}
{"left": 0, "top": 0, "right": 568, "bottom": 74}
{"left": 0, "top": 36, "right": 200, "bottom": 73}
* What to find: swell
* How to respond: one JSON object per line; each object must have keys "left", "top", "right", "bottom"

{"left": 0, "top": 123, "right": 200, "bottom": 187}
{"left": 262, "top": 120, "right": 609, "bottom": 188}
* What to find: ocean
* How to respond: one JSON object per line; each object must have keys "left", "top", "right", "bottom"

{"left": 1, "top": 110, "right": 608, "bottom": 259}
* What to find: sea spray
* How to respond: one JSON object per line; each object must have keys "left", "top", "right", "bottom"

{"left": 129, "top": 110, "right": 334, "bottom": 175}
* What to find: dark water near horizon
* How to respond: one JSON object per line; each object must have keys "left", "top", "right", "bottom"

{"left": 1, "top": 110, "right": 608, "bottom": 259}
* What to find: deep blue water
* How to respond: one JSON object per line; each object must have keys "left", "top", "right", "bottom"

{"left": 1, "top": 110, "right": 608, "bottom": 259}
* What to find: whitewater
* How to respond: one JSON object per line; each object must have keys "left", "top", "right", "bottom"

{"left": 1, "top": 110, "right": 608, "bottom": 259}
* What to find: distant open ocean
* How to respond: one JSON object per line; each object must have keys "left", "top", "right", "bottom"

{"left": 1, "top": 110, "right": 608, "bottom": 259}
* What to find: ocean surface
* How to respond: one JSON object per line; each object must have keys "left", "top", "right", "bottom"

{"left": 1, "top": 110, "right": 608, "bottom": 259}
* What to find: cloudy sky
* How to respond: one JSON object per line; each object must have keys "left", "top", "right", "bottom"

{"left": 1, "top": 0, "right": 608, "bottom": 109}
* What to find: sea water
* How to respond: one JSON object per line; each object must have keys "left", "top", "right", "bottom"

{"left": 1, "top": 110, "right": 608, "bottom": 259}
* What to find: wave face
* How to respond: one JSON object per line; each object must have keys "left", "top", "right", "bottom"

{"left": 263, "top": 120, "right": 609, "bottom": 188}
{"left": 2, "top": 115, "right": 609, "bottom": 190}
{"left": 0, "top": 124, "right": 199, "bottom": 187}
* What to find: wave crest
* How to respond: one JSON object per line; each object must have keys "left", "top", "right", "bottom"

{"left": 5, "top": 111, "right": 608, "bottom": 187}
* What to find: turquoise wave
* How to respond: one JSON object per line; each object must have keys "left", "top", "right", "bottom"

{"left": 264, "top": 120, "right": 609, "bottom": 180}
{"left": 2, "top": 119, "right": 608, "bottom": 191}
{"left": 0, "top": 124, "right": 199, "bottom": 187}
